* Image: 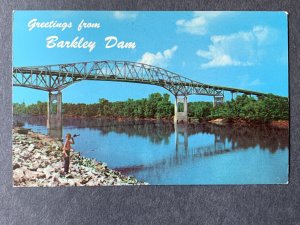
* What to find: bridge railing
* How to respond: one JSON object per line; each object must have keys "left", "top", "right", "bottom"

{"left": 13, "top": 60, "right": 269, "bottom": 97}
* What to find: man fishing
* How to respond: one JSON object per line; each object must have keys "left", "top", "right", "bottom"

{"left": 62, "top": 133, "right": 79, "bottom": 174}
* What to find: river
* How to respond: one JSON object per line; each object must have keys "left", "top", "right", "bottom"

{"left": 14, "top": 115, "right": 289, "bottom": 185}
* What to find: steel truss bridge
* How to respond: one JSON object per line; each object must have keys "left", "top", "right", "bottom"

{"left": 13, "top": 60, "right": 267, "bottom": 97}
{"left": 13, "top": 60, "right": 274, "bottom": 132}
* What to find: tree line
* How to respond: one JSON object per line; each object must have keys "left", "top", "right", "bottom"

{"left": 210, "top": 94, "right": 289, "bottom": 121}
{"left": 13, "top": 93, "right": 289, "bottom": 121}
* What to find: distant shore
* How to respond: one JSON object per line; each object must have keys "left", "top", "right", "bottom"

{"left": 13, "top": 128, "right": 148, "bottom": 187}
{"left": 61, "top": 115, "right": 289, "bottom": 129}
{"left": 207, "top": 118, "right": 289, "bottom": 129}
{"left": 14, "top": 113, "right": 289, "bottom": 129}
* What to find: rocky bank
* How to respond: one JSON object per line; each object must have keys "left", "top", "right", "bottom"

{"left": 13, "top": 128, "right": 147, "bottom": 187}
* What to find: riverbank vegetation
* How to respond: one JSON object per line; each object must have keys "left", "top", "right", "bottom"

{"left": 210, "top": 94, "right": 288, "bottom": 122}
{"left": 13, "top": 93, "right": 288, "bottom": 122}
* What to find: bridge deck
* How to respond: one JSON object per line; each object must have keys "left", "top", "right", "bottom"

{"left": 13, "top": 60, "right": 271, "bottom": 97}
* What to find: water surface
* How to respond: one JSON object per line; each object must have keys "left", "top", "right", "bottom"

{"left": 14, "top": 115, "right": 289, "bottom": 185}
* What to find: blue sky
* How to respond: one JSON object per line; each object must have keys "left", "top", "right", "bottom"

{"left": 13, "top": 11, "right": 288, "bottom": 104}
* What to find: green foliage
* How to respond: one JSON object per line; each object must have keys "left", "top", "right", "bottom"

{"left": 210, "top": 94, "right": 289, "bottom": 121}
{"left": 188, "top": 102, "right": 212, "bottom": 118}
{"left": 64, "top": 93, "right": 173, "bottom": 119}
{"left": 13, "top": 93, "right": 289, "bottom": 121}
{"left": 13, "top": 101, "right": 47, "bottom": 115}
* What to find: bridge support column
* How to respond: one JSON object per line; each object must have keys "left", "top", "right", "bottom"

{"left": 174, "top": 96, "right": 188, "bottom": 123}
{"left": 213, "top": 96, "right": 224, "bottom": 107}
{"left": 47, "top": 91, "right": 62, "bottom": 139}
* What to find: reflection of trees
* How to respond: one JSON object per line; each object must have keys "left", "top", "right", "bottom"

{"left": 118, "top": 122, "right": 289, "bottom": 176}
{"left": 99, "top": 121, "right": 174, "bottom": 145}
{"left": 187, "top": 123, "right": 288, "bottom": 153}
{"left": 14, "top": 115, "right": 174, "bottom": 145}
{"left": 14, "top": 115, "right": 288, "bottom": 153}
{"left": 14, "top": 115, "right": 47, "bottom": 126}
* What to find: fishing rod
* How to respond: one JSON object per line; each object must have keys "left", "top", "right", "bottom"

{"left": 58, "top": 134, "right": 80, "bottom": 142}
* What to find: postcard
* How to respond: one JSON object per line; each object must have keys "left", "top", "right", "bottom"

{"left": 12, "top": 11, "right": 289, "bottom": 186}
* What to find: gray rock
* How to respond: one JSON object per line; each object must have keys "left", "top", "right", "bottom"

{"left": 13, "top": 168, "right": 25, "bottom": 184}
{"left": 12, "top": 129, "right": 146, "bottom": 187}
{"left": 13, "top": 163, "right": 21, "bottom": 170}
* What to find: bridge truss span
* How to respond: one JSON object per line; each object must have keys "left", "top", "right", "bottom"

{"left": 13, "top": 60, "right": 230, "bottom": 97}
{"left": 13, "top": 60, "right": 271, "bottom": 126}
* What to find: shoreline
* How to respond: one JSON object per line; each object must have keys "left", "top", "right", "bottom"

{"left": 207, "top": 118, "right": 289, "bottom": 129}
{"left": 13, "top": 128, "right": 148, "bottom": 187}
{"left": 14, "top": 114, "right": 289, "bottom": 129}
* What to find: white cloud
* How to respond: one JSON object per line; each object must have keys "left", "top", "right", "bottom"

{"left": 138, "top": 46, "right": 178, "bottom": 67}
{"left": 253, "top": 26, "right": 269, "bottom": 43}
{"left": 176, "top": 11, "right": 224, "bottom": 35}
{"left": 250, "top": 78, "right": 261, "bottom": 86}
{"left": 239, "top": 75, "right": 262, "bottom": 88}
{"left": 113, "top": 11, "right": 137, "bottom": 20}
{"left": 197, "top": 26, "right": 271, "bottom": 68}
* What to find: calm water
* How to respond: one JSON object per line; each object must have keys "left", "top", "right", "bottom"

{"left": 14, "top": 115, "right": 289, "bottom": 185}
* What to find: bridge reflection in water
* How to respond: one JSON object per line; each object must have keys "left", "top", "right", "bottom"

{"left": 175, "top": 123, "right": 230, "bottom": 158}
{"left": 14, "top": 115, "right": 289, "bottom": 183}
{"left": 163, "top": 123, "right": 235, "bottom": 170}
{"left": 14, "top": 115, "right": 288, "bottom": 172}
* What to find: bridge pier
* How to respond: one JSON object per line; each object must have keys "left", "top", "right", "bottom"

{"left": 174, "top": 96, "right": 188, "bottom": 123}
{"left": 174, "top": 123, "right": 188, "bottom": 153}
{"left": 213, "top": 96, "right": 224, "bottom": 107}
{"left": 47, "top": 91, "right": 62, "bottom": 139}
